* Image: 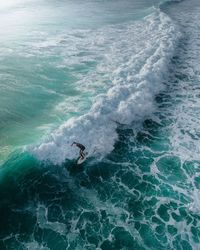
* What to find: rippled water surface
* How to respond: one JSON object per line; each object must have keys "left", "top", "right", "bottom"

{"left": 0, "top": 0, "right": 200, "bottom": 249}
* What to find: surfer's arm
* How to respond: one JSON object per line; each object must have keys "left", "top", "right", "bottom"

{"left": 71, "top": 142, "right": 76, "bottom": 146}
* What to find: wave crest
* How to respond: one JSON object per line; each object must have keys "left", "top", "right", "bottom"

{"left": 30, "top": 10, "right": 181, "bottom": 164}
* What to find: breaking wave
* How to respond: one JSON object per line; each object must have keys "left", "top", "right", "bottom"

{"left": 30, "top": 9, "right": 181, "bottom": 164}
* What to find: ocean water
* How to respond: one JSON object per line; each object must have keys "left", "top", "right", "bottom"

{"left": 0, "top": 0, "right": 200, "bottom": 249}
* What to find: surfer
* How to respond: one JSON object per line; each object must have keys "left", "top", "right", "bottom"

{"left": 71, "top": 142, "right": 86, "bottom": 160}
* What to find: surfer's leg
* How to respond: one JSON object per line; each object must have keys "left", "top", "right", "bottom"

{"left": 80, "top": 150, "right": 85, "bottom": 159}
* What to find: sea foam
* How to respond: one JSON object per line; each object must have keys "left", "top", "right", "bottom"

{"left": 30, "top": 10, "right": 180, "bottom": 164}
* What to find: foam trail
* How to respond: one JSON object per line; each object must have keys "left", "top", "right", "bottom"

{"left": 30, "top": 10, "right": 180, "bottom": 164}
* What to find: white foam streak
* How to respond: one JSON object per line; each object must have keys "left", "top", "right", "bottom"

{"left": 30, "top": 11, "right": 180, "bottom": 164}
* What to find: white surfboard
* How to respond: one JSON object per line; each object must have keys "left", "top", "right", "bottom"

{"left": 77, "top": 152, "right": 88, "bottom": 165}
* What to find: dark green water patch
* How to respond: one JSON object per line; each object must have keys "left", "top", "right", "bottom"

{"left": 156, "top": 155, "right": 187, "bottom": 182}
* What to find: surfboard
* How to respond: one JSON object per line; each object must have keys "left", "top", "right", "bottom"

{"left": 77, "top": 152, "right": 88, "bottom": 165}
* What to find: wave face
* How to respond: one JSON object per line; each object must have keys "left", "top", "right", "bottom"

{"left": 31, "top": 9, "right": 180, "bottom": 164}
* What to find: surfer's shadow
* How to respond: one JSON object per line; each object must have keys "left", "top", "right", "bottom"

{"left": 64, "top": 158, "right": 89, "bottom": 177}
{"left": 63, "top": 157, "right": 101, "bottom": 189}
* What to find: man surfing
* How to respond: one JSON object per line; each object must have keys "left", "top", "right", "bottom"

{"left": 71, "top": 142, "right": 86, "bottom": 160}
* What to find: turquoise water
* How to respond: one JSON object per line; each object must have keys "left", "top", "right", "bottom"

{"left": 0, "top": 0, "right": 161, "bottom": 162}
{"left": 1, "top": 0, "right": 200, "bottom": 249}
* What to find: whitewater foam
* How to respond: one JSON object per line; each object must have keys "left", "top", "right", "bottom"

{"left": 30, "top": 10, "right": 180, "bottom": 164}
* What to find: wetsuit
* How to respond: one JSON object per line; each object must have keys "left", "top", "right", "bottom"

{"left": 72, "top": 142, "right": 86, "bottom": 159}
{"left": 75, "top": 143, "right": 85, "bottom": 151}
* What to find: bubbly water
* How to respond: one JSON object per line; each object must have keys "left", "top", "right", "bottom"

{"left": 0, "top": 0, "right": 200, "bottom": 249}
